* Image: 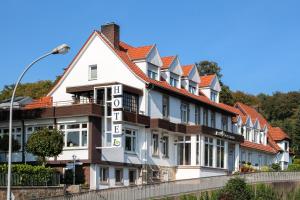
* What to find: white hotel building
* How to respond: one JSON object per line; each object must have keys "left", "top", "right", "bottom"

{"left": 0, "top": 23, "right": 291, "bottom": 189}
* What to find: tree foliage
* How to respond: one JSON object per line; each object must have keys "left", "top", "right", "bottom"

{"left": 0, "top": 134, "right": 21, "bottom": 152}
{"left": 26, "top": 128, "right": 64, "bottom": 165}
{"left": 218, "top": 177, "right": 253, "bottom": 200}
{"left": 196, "top": 60, "right": 223, "bottom": 80}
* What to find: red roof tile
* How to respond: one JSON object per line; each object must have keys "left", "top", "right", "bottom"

{"left": 161, "top": 56, "right": 176, "bottom": 69}
{"left": 241, "top": 141, "right": 277, "bottom": 154}
{"left": 119, "top": 41, "right": 154, "bottom": 60}
{"left": 182, "top": 65, "right": 194, "bottom": 77}
{"left": 269, "top": 127, "right": 290, "bottom": 141}
{"left": 199, "top": 74, "right": 216, "bottom": 87}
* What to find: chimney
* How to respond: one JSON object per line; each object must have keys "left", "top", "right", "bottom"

{"left": 101, "top": 22, "right": 120, "bottom": 49}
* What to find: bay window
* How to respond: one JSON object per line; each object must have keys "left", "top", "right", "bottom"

{"left": 123, "top": 92, "right": 138, "bottom": 113}
{"left": 177, "top": 136, "right": 191, "bottom": 165}
{"left": 59, "top": 123, "right": 88, "bottom": 148}
{"left": 204, "top": 137, "right": 213, "bottom": 167}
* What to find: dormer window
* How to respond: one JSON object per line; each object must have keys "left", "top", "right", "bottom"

{"left": 170, "top": 76, "right": 178, "bottom": 87}
{"left": 211, "top": 91, "right": 217, "bottom": 102}
{"left": 189, "top": 85, "right": 196, "bottom": 94}
{"left": 148, "top": 70, "right": 158, "bottom": 80}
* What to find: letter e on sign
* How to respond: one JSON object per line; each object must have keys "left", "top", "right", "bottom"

{"left": 112, "top": 97, "right": 122, "bottom": 109}
{"left": 112, "top": 85, "right": 123, "bottom": 96}
{"left": 113, "top": 124, "right": 122, "bottom": 134}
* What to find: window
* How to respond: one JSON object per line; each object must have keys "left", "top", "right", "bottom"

{"left": 196, "top": 135, "right": 200, "bottom": 165}
{"left": 284, "top": 142, "right": 288, "bottom": 151}
{"left": 195, "top": 106, "right": 201, "bottom": 125}
{"left": 181, "top": 102, "right": 189, "bottom": 123}
{"left": 89, "top": 65, "right": 97, "bottom": 80}
{"left": 99, "top": 167, "right": 109, "bottom": 184}
{"left": 162, "top": 95, "right": 169, "bottom": 118}
{"left": 170, "top": 76, "right": 178, "bottom": 87}
{"left": 177, "top": 136, "right": 191, "bottom": 165}
{"left": 189, "top": 85, "right": 196, "bottom": 94}
{"left": 203, "top": 109, "right": 208, "bottom": 126}
{"left": 211, "top": 112, "right": 216, "bottom": 128}
{"left": 204, "top": 137, "right": 213, "bottom": 167}
{"left": 115, "top": 169, "right": 123, "bottom": 184}
{"left": 123, "top": 92, "right": 138, "bottom": 113}
{"left": 129, "top": 170, "right": 137, "bottom": 185}
{"left": 248, "top": 152, "right": 252, "bottom": 164}
{"left": 124, "top": 129, "right": 136, "bottom": 152}
{"left": 211, "top": 91, "right": 217, "bottom": 102}
{"left": 152, "top": 133, "right": 159, "bottom": 156}
{"left": 221, "top": 115, "right": 228, "bottom": 131}
{"left": 59, "top": 123, "right": 88, "bottom": 148}
{"left": 254, "top": 130, "right": 259, "bottom": 143}
{"left": 148, "top": 70, "right": 158, "bottom": 80}
{"left": 161, "top": 135, "right": 169, "bottom": 157}
{"left": 246, "top": 127, "right": 250, "bottom": 141}
{"left": 216, "top": 139, "right": 225, "bottom": 168}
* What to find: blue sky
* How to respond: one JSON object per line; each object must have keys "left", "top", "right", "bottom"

{"left": 0, "top": 0, "right": 299, "bottom": 95}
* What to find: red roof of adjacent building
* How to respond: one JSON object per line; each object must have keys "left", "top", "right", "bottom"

{"left": 269, "top": 127, "right": 290, "bottom": 141}
{"left": 241, "top": 141, "right": 277, "bottom": 154}
{"left": 182, "top": 65, "right": 194, "bottom": 77}
{"left": 199, "top": 74, "right": 216, "bottom": 87}
{"left": 161, "top": 56, "right": 176, "bottom": 69}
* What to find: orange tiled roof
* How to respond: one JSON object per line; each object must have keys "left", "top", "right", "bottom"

{"left": 241, "top": 141, "right": 277, "bottom": 154}
{"left": 182, "top": 65, "right": 194, "bottom": 77}
{"left": 199, "top": 74, "right": 216, "bottom": 87}
{"left": 95, "top": 31, "right": 238, "bottom": 115}
{"left": 161, "top": 56, "right": 176, "bottom": 69}
{"left": 269, "top": 127, "right": 290, "bottom": 141}
{"left": 235, "top": 102, "right": 268, "bottom": 129}
{"left": 119, "top": 41, "right": 153, "bottom": 61}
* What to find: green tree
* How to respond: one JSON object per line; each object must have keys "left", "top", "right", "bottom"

{"left": 220, "top": 85, "right": 235, "bottom": 105}
{"left": 232, "top": 91, "right": 260, "bottom": 106}
{"left": 0, "top": 134, "right": 21, "bottom": 152}
{"left": 254, "top": 184, "right": 279, "bottom": 200}
{"left": 26, "top": 128, "right": 64, "bottom": 165}
{"left": 195, "top": 60, "right": 222, "bottom": 80}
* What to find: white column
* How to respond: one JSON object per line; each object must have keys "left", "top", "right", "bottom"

{"left": 191, "top": 135, "right": 197, "bottom": 165}
{"left": 109, "top": 166, "right": 115, "bottom": 187}
{"left": 200, "top": 135, "right": 205, "bottom": 166}
{"left": 234, "top": 143, "right": 240, "bottom": 171}
{"left": 224, "top": 141, "right": 228, "bottom": 169}
{"left": 123, "top": 168, "right": 129, "bottom": 186}
{"left": 89, "top": 164, "right": 99, "bottom": 190}
{"left": 213, "top": 138, "right": 217, "bottom": 168}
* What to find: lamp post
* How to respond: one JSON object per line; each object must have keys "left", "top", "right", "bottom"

{"left": 7, "top": 44, "right": 70, "bottom": 200}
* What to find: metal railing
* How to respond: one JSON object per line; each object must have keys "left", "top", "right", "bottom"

{"left": 37, "top": 172, "right": 300, "bottom": 200}
{"left": 0, "top": 173, "right": 60, "bottom": 186}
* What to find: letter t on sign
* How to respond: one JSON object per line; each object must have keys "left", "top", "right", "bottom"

{"left": 113, "top": 111, "right": 122, "bottom": 122}
{"left": 112, "top": 85, "right": 123, "bottom": 96}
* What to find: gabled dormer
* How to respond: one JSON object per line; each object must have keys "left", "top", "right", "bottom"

{"left": 161, "top": 56, "right": 183, "bottom": 88}
{"left": 181, "top": 64, "right": 200, "bottom": 95}
{"left": 125, "top": 44, "right": 163, "bottom": 81}
{"left": 199, "top": 74, "right": 221, "bottom": 103}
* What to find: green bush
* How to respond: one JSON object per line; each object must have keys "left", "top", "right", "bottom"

{"left": 271, "top": 163, "right": 281, "bottom": 171}
{"left": 260, "top": 165, "right": 273, "bottom": 172}
{"left": 0, "top": 164, "right": 57, "bottom": 186}
{"left": 218, "top": 177, "right": 253, "bottom": 200}
{"left": 293, "top": 159, "right": 300, "bottom": 165}
{"left": 287, "top": 164, "right": 300, "bottom": 171}
{"left": 179, "top": 194, "right": 197, "bottom": 200}
{"left": 254, "top": 184, "right": 279, "bottom": 200}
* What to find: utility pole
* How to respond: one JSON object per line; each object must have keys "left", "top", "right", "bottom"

{"left": 72, "top": 155, "right": 76, "bottom": 185}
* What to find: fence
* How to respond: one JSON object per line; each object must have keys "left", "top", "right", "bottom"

{"left": 38, "top": 172, "right": 300, "bottom": 200}
{"left": 0, "top": 173, "right": 60, "bottom": 186}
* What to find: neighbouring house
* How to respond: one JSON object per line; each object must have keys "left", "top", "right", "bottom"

{"left": 0, "top": 23, "right": 291, "bottom": 189}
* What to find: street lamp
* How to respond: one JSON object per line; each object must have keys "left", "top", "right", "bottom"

{"left": 7, "top": 44, "right": 70, "bottom": 200}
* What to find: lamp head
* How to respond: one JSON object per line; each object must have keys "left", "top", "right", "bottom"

{"left": 51, "top": 44, "right": 70, "bottom": 55}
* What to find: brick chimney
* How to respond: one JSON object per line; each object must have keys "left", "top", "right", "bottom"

{"left": 101, "top": 22, "right": 120, "bottom": 49}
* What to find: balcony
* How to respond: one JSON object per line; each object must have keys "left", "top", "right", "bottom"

{"left": 123, "top": 110, "right": 150, "bottom": 126}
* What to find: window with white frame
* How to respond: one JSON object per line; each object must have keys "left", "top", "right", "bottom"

{"left": 246, "top": 127, "right": 250, "bottom": 141}
{"left": 211, "top": 91, "right": 217, "bottom": 102}
{"left": 99, "top": 167, "right": 109, "bottom": 184}
{"left": 162, "top": 95, "right": 169, "bottom": 118}
{"left": 161, "top": 135, "right": 169, "bottom": 158}
{"left": 0, "top": 127, "right": 22, "bottom": 151}
{"left": 221, "top": 115, "right": 228, "bottom": 131}
{"left": 124, "top": 128, "right": 136, "bottom": 153}
{"left": 254, "top": 129, "right": 259, "bottom": 143}
{"left": 177, "top": 136, "right": 191, "bottom": 165}
{"left": 89, "top": 65, "right": 98, "bottom": 80}
{"left": 152, "top": 132, "right": 159, "bottom": 156}
{"left": 181, "top": 102, "right": 189, "bottom": 123}
{"left": 188, "top": 85, "right": 196, "bottom": 94}
{"left": 59, "top": 123, "right": 88, "bottom": 148}
{"left": 196, "top": 135, "right": 200, "bottom": 165}
{"left": 129, "top": 169, "right": 137, "bottom": 185}
{"left": 115, "top": 168, "right": 123, "bottom": 184}
{"left": 203, "top": 109, "right": 208, "bottom": 126}
{"left": 204, "top": 137, "right": 213, "bottom": 167}
{"left": 216, "top": 139, "right": 225, "bottom": 168}
{"left": 211, "top": 111, "right": 216, "bottom": 128}
{"left": 170, "top": 73, "right": 179, "bottom": 87}
{"left": 147, "top": 70, "right": 158, "bottom": 80}
{"left": 195, "top": 106, "right": 201, "bottom": 125}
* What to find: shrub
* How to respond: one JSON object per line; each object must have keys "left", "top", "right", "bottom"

{"left": 293, "top": 159, "right": 300, "bottom": 165}
{"left": 271, "top": 163, "right": 281, "bottom": 171}
{"left": 218, "top": 177, "right": 253, "bottom": 200}
{"left": 254, "top": 184, "right": 279, "bottom": 200}
{"left": 287, "top": 164, "right": 300, "bottom": 171}
{"left": 240, "top": 164, "right": 256, "bottom": 173}
{"left": 260, "top": 165, "right": 273, "bottom": 172}
{"left": 0, "top": 164, "right": 57, "bottom": 186}
{"left": 179, "top": 194, "right": 197, "bottom": 200}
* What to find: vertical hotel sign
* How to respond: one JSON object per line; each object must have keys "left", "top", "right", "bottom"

{"left": 112, "top": 84, "right": 123, "bottom": 147}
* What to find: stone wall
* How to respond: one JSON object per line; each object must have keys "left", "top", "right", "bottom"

{"left": 0, "top": 186, "right": 64, "bottom": 200}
